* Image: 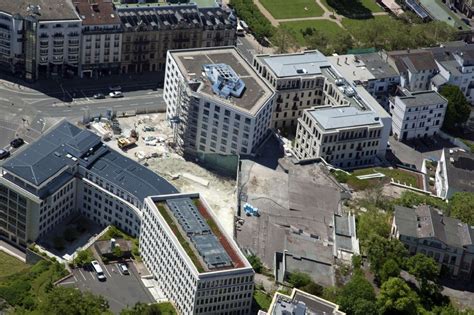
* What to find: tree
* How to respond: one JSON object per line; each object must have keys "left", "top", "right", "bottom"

{"left": 379, "top": 259, "right": 401, "bottom": 283}
{"left": 247, "top": 254, "right": 263, "bottom": 273}
{"left": 37, "top": 287, "right": 110, "bottom": 315}
{"left": 449, "top": 192, "right": 474, "bottom": 226}
{"left": 406, "top": 254, "right": 440, "bottom": 291}
{"left": 337, "top": 271, "right": 376, "bottom": 314}
{"left": 287, "top": 271, "right": 311, "bottom": 288}
{"left": 300, "top": 281, "right": 323, "bottom": 296}
{"left": 365, "top": 235, "right": 407, "bottom": 277}
{"left": 305, "top": 30, "right": 329, "bottom": 54}
{"left": 351, "top": 298, "right": 378, "bottom": 315}
{"left": 439, "top": 85, "right": 471, "bottom": 131}
{"left": 273, "top": 27, "right": 299, "bottom": 53}
{"left": 377, "top": 277, "right": 421, "bottom": 315}
{"left": 74, "top": 249, "right": 94, "bottom": 267}
{"left": 112, "top": 246, "right": 123, "bottom": 259}
{"left": 356, "top": 209, "right": 391, "bottom": 246}
{"left": 121, "top": 302, "right": 177, "bottom": 315}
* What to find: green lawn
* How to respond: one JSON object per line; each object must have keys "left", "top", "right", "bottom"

{"left": 260, "top": 0, "right": 324, "bottom": 19}
{"left": 353, "top": 167, "right": 419, "bottom": 187}
{"left": 0, "top": 252, "right": 28, "bottom": 279}
{"left": 253, "top": 290, "right": 272, "bottom": 311}
{"left": 281, "top": 20, "right": 344, "bottom": 45}
{"left": 321, "top": 0, "right": 383, "bottom": 17}
{"left": 155, "top": 302, "right": 177, "bottom": 314}
{"left": 342, "top": 15, "right": 393, "bottom": 34}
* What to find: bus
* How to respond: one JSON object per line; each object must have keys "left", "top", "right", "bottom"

{"left": 91, "top": 260, "right": 106, "bottom": 281}
{"left": 236, "top": 23, "right": 245, "bottom": 36}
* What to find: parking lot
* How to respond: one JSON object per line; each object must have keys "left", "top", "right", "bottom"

{"left": 59, "top": 261, "right": 154, "bottom": 313}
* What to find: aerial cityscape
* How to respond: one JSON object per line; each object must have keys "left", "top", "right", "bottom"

{"left": 0, "top": 0, "right": 473, "bottom": 314}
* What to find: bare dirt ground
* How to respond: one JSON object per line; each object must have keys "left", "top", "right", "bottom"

{"left": 91, "top": 113, "right": 237, "bottom": 235}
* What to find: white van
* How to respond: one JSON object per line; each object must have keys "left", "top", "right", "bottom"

{"left": 91, "top": 260, "right": 106, "bottom": 281}
{"left": 236, "top": 23, "right": 245, "bottom": 36}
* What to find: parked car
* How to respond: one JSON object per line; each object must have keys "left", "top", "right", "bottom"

{"left": 143, "top": 136, "right": 156, "bottom": 142}
{"left": 117, "top": 263, "right": 129, "bottom": 275}
{"left": 10, "top": 138, "right": 24, "bottom": 148}
{"left": 109, "top": 91, "right": 123, "bottom": 98}
{"left": 142, "top": 125, "right": 155, "bottom": 132}
{"left": 109, "top": 85, "right": 122, "bottom": 91}
{"left": 0, "top": 149, "right": 10, "bottom": 159}
{"left": 93, "top": 93, "right": 105, "bottom": 99}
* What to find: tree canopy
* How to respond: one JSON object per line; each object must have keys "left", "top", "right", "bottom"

{"left": 449, "top": 192, "right": 474, "bottom": 226}
{"left": 337, "top": 271, "right": 376, "bottom": 315}
{"left": 377, "top": 277, "right": 421, "bottom": 315}
{"left": 439, "top": 85, "right": 471, "bottom": 131}
{"left": 37, "top": 287, "right": 110, "bottom": 315}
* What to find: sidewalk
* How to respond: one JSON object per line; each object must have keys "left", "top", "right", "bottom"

{"left": 0, "top": 240, "right": 26, "bottom": 262}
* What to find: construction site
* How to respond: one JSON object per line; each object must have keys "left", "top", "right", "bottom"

{"left": 87, "top": 113, "right": 237, "bottom": 235}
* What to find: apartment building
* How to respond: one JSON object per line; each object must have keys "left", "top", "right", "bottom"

{"left": 253, "top": 51, "right": 328, "bottom": 130}
{"left": 75, "top": 0, "right": 122, "bottom": 78}
{"left": 386, "top": 49, "right": 438, "bottom": 92}
{"left": 0, "top": 10, "right": 24, "bottom": 74}
{"left": 118, "top": 4, "right": 236, "bottom": 74}
{"left": 140, "top": 193, "right": 254, "bottom": 315}
{"left": 392, "top": 205, "right": 474, "bottom": 280}
{"left": 164, "top": 47, "right": 275, "bottom": 155}
{"left": 328, "top": 53, "right": 400, "bottom": 110}
{"left": 390, "top": 90, "right": 447, "bottom": 141}
{"left": 259, "top": 288, "right": 345, "bottom": 315}
{"left": 289, "top": 57, "right": 391, "bottom": 168}
{"left": 435, "top": 148, "right": 474, "bottom": 199}
{"left": 0, "top": 121, "right": 177, "bottom": 248}
{"left": 431, "top": 44, "right": 474, "bottom": 103}
{"left": 0, "top": 1, "right": 82, "bottom": 80}
{"left": 447, "top": 0, "right": 474, "bottom": 18}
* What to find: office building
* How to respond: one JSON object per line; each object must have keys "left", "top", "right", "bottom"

{"left": 118, "top": 4, "right": 237, "bottom": 74}
{"left": 392, "top": 205, "right": 474, "bottom": 279}
{"left": 259, "top": 288, "right": 345, "bottom": 315}
{"left": 390, "top": 90, "right": 447, "bottom": 141}
{"left": 328, "top": 53, "right": 400, "bottom": 110}
{"left": 75, "top": 0, "right": 122, "bottom": 78}
{"left": 164, "top": 47, "right": 275, "bottom": 155}
{"left": 435, "top": 148, "right": 474, "bottom": 199}
{"left": 253, "top": 51, "right": 329, "bottom": 130}
{"left": 140, "top": 193, "right": 254, "bottom": 315}
{"left": 0, "top": 121, "right": 177, "bottom": 248}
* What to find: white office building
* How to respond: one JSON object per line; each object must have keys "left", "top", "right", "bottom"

{"left": 286, "top": 57, "right": 391, "bottom": 168}
{"left": 390, "top": 90, "right": 447, "bottom": 141}
{"left": 328, "top": 53, "right": 400, "bottom": 110}
{"left": 164, "top": 47, "right": 275, "bottom": 155}
{"left": 435, "top": 148, "right": 474, "bottom": 199}
{"left": 140, "top": 193, "right": 254, "bottom": 315}
{"left": 0, "top": 121, "right": 177, "bottom": 248}
{"left": 253, "top": 51, "right": 328, "bottom": 130}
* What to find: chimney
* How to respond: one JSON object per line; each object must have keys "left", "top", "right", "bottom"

{"left": 110, "top": 238, "right": 116, "bottom": 251}
{"left": 337, "top": 57, "right": 340, "bottom": 65}
{"left": 345, "top": 57, "right": 348, "bottom": 64}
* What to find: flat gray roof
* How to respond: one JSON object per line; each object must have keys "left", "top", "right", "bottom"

{"left": 2, "top": 121, "right": 178, "bottom": 201}
{"left": 257, "top": 50, "right": 331, "bottom": 78}
{"left": 0, "top": 0, "right": 80, "bottom": 21}
{"left": 445, "top": 148, "right": 474, "bottom": 194}
{"left": 171, "top": 47, "right": 273, "bottom": 115}
{"left": 398, "top": 90, "right": 448, "bottom": 107}
{"left": 309, "top": 106, "right": 382, "bottom": 130}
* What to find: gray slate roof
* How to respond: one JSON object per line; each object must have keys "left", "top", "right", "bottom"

{"left": 445, "top": 148, "right": 474, "bottom": 194}
{"left": 2, "top": 121, "right": 177, "bottom": 201}
{"left": 394, "top": 205, "right": 474, "bottom": 248}
{"left": 397, "top": 90, "right": 447, "bottom": 107}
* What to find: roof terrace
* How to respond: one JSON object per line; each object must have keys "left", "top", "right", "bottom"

{"left": 171, "top": 47, "right": 274, "bottom": 115}
{"left": 155, "top": 195, "right": 245, "bottom": 273}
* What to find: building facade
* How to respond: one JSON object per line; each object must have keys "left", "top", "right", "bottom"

{"left": 392, "top": 205, "right": 474, "bottom": 280}
{"left": 435, "top": 148, "right": 474, "bottom": 199}
{"left": 390, "top": 90, "right": 447, "bottom": 141}
{"left": 140, "top": 193, "right": 254, "bottom": 315}
{"left": 75, "top": 0, "right": 122, "bottom": 78}
{"left": 253, "top": 51, "right": 328, "bottom": 130}
{"left": 0, "top": 121, "right": 177, "bottom": 248}
{"left": 386, "top": 50, "right": 438, "bottom": 92}
{"left": 164, "top": 47, "right": 274, "bottom": 156}
{"left": 118, "top": 4, "right": 236, "bottom": 74}
{"left": 0, "top": 11, "right": 24, "bottom": 75}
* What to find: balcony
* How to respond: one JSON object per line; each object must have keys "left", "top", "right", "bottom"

{"left": 53, "top": 40, "right": 63, "bottom": 47}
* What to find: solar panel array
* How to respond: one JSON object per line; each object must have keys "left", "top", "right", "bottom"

{"left": 166, "top": 198, "right": 232, "bottom": 269}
